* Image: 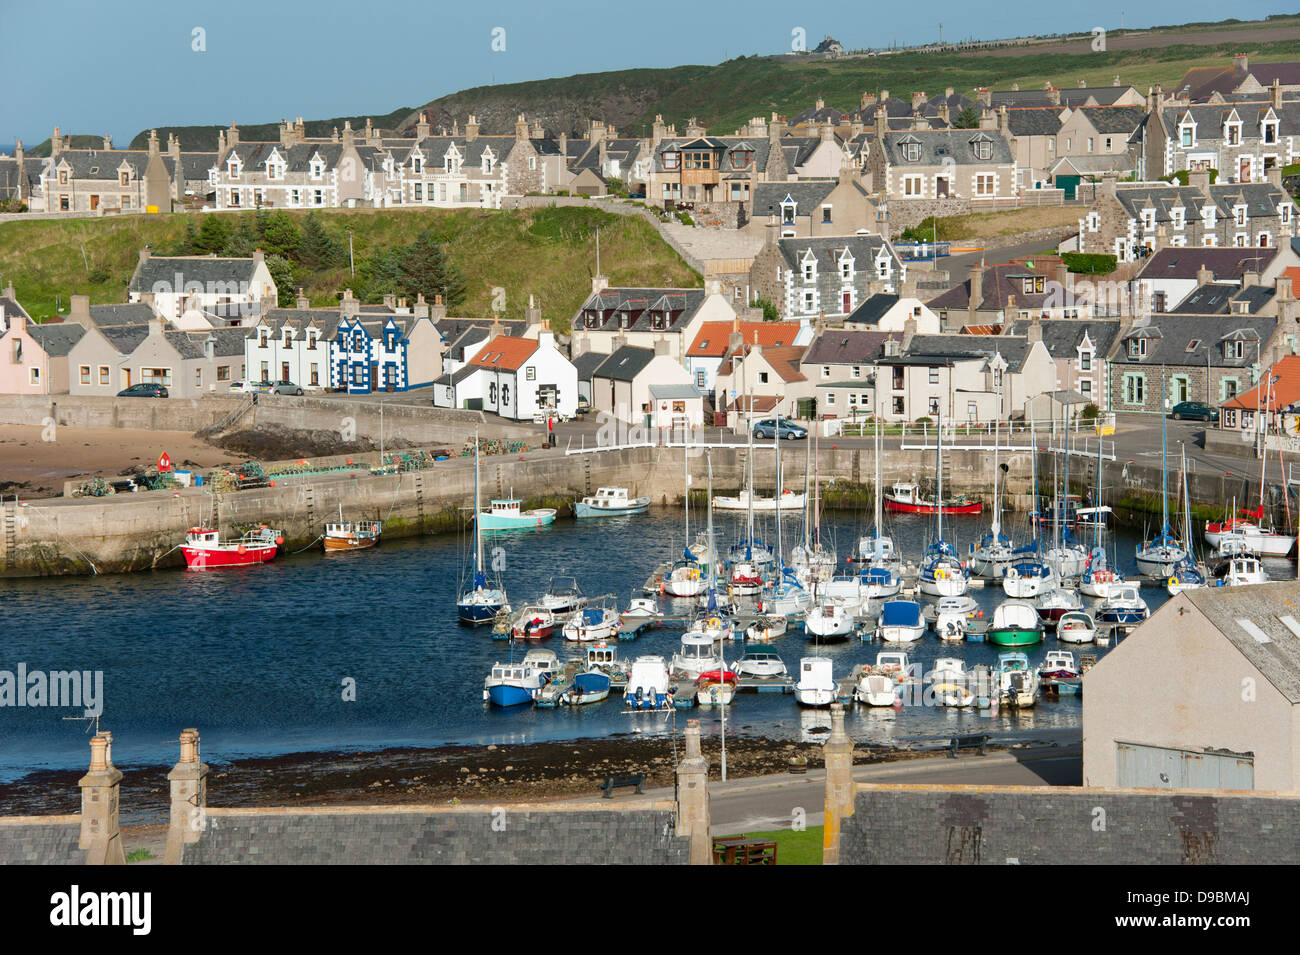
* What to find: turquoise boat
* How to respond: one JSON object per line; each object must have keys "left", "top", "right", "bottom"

{"left": 477, "top": 497, "right": 557, "bottom": 530}
{"left": 986, "top": 599, "right": 1044, "bottom": 647}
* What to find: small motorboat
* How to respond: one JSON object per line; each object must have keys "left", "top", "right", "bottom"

{"left": 875, "top": 600, "right": 925, "bottom": 643}
{"left": 1095, "top": 583, "right": 1150, "bottom": 625}
{"left": 996, "top": 652, "right": 1039, "bottom": 708}
{"left": 182, "top": 525, "right": 282, "bottom": 569}
{"left": 874, "top": 651, "right": 911, "bottom": 680}
{"left": 713, "top": 489, "right": 805, "bottom": 511}
{"left": 855, "top": 672, "right": 897, "bottom": 706}
{"left": 732, "top": 646, "right": 787, "bottom": 678}
{"left": 562, "top": 604, "right": 621, "bottom": 642}
{"left": 884, "top": 482, "right": 981, "bottom": 515}
{"left": 695, "top": 669, "right": 739, "bottom": 706}
{"left": 795, "top": 656, "right": 836, "bottom": 707}
{"left": 671, "top": 632, "right": 725, "bottom": 678}
{"left": 744, "top": 615, "right": 787, "bottom": 641}
{"left": 483, "top": 649, "right": 559, "bottom": 707}
{"left": 561, "top": 669, "right": 612, "bottom": 705}
{"left": 572, "top": 487, "right": 651, "bottom": 517}
{"left": 540, "top": 576, "right": 587, "bottom": 614}
{"left": 929, "top": 658, "right": 974, "bottom": 708}
{"left": 477, "top": 497, "right": 557, "bottom": 530}
{"left": 624, "top": 655, "right": 674, "bottom": 711}
{"left": 986, "top": 600, "right": 1044, "bottom": 647}
{"left": 1037, "top": 650, "right": 1080, "bottom": 680}
{"left": 1220, "top": 554, "right": 1267, "bottom": 587}
{"left": 323, "top": 519, "right": 381, "bottom": 551}
{"left": 621, "top": 597, "right": 663, "bottom": 620}
{"left": 931, "top": 595, "right": 978, "bottom": 640}
{"left": 1056, "top": 611, "right": 1096, "bottom": 644}
{"left": 509, "top": 604, "right": 555, "bottom": 640}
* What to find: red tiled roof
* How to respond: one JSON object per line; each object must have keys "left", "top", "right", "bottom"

{"left": 468, "top": 334, "right": 538, "bottom": 372}
{"left": 1222, "top": 355, "right": 1300, "bottom": 410}
{"left": 688, "top": 321, "right": 801, "bottom": 357}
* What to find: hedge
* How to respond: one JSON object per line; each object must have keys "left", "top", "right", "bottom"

{"left": 1061, "top": 252, "right": 1117, "bottom": 274}
{"left": 1165, "top": 168, "right": 1219, "bottom": 186}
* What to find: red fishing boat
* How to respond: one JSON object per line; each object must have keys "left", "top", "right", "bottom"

{"left": 882, "top": 482, "right": 982, "bottom": 515}
{"left": 181, "top": 526, "right": 282, "bottom": 569}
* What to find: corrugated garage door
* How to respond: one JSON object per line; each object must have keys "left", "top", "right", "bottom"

{"left": 1116, "top": 742, "right": 1254, "bottom": 790}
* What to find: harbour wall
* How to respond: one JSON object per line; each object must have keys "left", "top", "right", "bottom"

{"left": 0, "top": 444, "right": 1041, "bottom": 577}
{"left": 839, "top": 783, "right": 1300, "bottom": 864}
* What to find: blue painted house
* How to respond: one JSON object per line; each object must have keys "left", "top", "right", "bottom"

{"left": 329, "top": 313, "right": 442, "bottom": 393}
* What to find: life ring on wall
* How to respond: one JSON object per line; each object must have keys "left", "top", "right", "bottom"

{"left": 1169, "top": 576, "right": 1180, "bottom": 588}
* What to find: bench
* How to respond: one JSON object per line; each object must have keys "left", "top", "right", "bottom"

{"left": 948, "top": 734, "right": 989, "bottom": 758}
{"left": 600, "top": 772, "right": 647, "bottom": 798}
{"left": 713, "top": 836, "right": 778, "bottom": 865}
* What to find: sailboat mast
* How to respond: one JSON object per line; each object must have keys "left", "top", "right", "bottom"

{"left": 1030, "top": 418, "right": 1039, "bottom": 546}
{"left": 936, "top": 407, "right": 944, "bottom": 542}
{"left": 775, "top": 423, "right": 783, "bottom": 570}
{"left": 874, "top": 418, "right": 882, "bottom": 538}
{"left": 1095, "top": 421, "right": 1104, "bottom": 550}
{"left": 1161, "top": 370, "right": 1170, "bottom": 536}
{"left": 473, "top": 435, "right": 484, "bottom": 579}
{"left": 991, "top": 410, "right": 1000, "bottom": 536}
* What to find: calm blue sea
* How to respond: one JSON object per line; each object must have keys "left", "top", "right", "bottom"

{"left": 0, "top": 506, "right": 1283, "bottom": 782}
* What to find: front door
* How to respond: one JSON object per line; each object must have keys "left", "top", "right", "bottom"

{"left": 281, "top": 362, "right": 290, "bottom": 382}
{"left": 121, "top": 368, "right": 131, "bottom": 389}
{"left": 936, "top": 177, "right": 949, "bottom": 198}
{"left": 1241, "top": 157, "right": 1251, "bottom": 182}
{"left": 369, "top": 363, "right": 379, "bottom": 393}
{"left": 842, "top": 292, "right": 851, "bottom": 314}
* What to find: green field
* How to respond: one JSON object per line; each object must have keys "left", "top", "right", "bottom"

{"left": 0, "top": 205, "right": 700, "bottom": 330}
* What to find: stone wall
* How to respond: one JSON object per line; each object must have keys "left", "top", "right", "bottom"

{"left": 839, "top": 784, "right": 1300, "bottom": 864}
{"left": 180, "top": 804, "right": 688, "bottom": 864}
{"left": 0, "top": 817, "right": 86, "bottom": 864}
{"left": 886, "top": 197, "right": 972, "bottom": 234}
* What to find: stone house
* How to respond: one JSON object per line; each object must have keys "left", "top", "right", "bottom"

{"left": 927, "top": 258, "right": 1098, "bottom": 331}
{"left": 210, "top": 124, "right": 374, "bottom": 210}
{"left": 746, "top": 169, "right": 881, "bottom": 239}
{"left": 127, "top": 249, "right": 277, "bottom": 327}
{"left": 749, "top": 232, "right": 904, "bottom": 321}
{"left": 1076, "top": 174, "right": 1294, "bottom": 261}
{"left": 37, "top": 129, "right": 176, "bottom": 213}
{"left": 646, "top": 122, "right": 788, "bottom": 216}
{"left": 569, "top": 284, "right": 735, "bottom": 363}
{"left": 683, "top": 318, "right": 810, "bottom": 395}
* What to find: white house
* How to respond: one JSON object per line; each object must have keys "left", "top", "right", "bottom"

{"left": 434, "top": 329, "right": 576, "bottom": 420}
{"left": 843, "top": 294, "right": 941, "bottom": 332}
{"left": 128, "top": 248, "right": 277, "bottom": 327}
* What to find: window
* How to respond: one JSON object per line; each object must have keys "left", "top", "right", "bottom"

{"left": 217, "top": 365, "right": 230, "bottom": 381}
{"left": 310, "top": 365, "right": 320, "bottom": 387}
{"left": 781, "top": 201, "right": 796, "bottom": 224}
{"left": 972, "top": 138, "right": 992, "bottom": 160}
{"left": 1123, "top": 373, "right": 1145, "bottom": 404}
{"left": 195, "top": 368, "right": 202, "bottom": 387}
{"left": 759, "top": 372, "right": 769, "bottom": 384}
{"left": 1222, "top": 378, "right": 1239, "bottom": 400}
{"left": 928, "top": 367, "right": 939, "bottom": 385}
{"left": 29, "top": 367, "right": 39, "bottom": 386}
{"left": 1225, "top": 340, "right": 1245, "bottom": 359}
{"left": 826, "top": 392, "right": 836, "bottom": 406}
{"left": 79, "top": 365, "right": 90, "bottom": 384}
{"left": 1181, "top": 126, "right": 1194, "bottom": 148}
{"left": 822, "top": 206, "right": 832, "bottom": 223}
{"left": 928, "top": 397, "right": 940, "bottom": 416}
{"left": 526, "top": 366, "right": 536, "bottom": 381}
{"left": 1224, "top": 408, "right": 1237, "bottom": 428}
{"left": 1080, "top": 352, "right": 1092, "bottom": 371}
{"left": 1080, "top": 379, "right": 1092, "bottom": 396}
{"left": 821, "top": 366, "right": 830, "bottom": 378}
{"left": 892, "top": 367, "right": 905, "bottom": 390}
{"left": 851, "top": 366, "right": 861, "bottom": 379}
{"left": 892, "top": 396, "right": 904, "bottom": 414}
{"left": 121, "top": 195, "right": 130, "bottom": 209}
{"left": 803, "top": 291, "right": 815, "bottom": 311}
{"left": 1226, "top": 124, "right": 1240, "bottom": 146}
{"left": 119, "top": 171, "right": 129, "bottom": 186}
{"left": 903, "top": 142, "right": 920, "bottom": 162}
{"left": 975, "top": 174, "right": 994, "bottom": 196}
{"left": 903, "top": 175, "right": 922, "bottom": 196}
{"left": 59, "top": 170, "right": 68, "bottom": 185}
{"left": 662, "top": 150, "right": 680, "bottom": 171}
{"left": 98, "top": 366, "right": 109, "bottom": 385}
{"left": 140, "top": 367, "right": 171, "bottom": 386}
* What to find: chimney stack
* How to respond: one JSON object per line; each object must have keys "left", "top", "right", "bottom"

{"left": 1196, "top": 265, "right": 1214, "bottom": 286}
{"left": 429, "top": 293, "right": 447, "bottom": 322}
{"left": 465, "top": 115, "right": 479, "bottom": 141}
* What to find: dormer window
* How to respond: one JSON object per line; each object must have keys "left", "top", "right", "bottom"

{"left": 1264, "top": 120, "right": 1278, "bottom": 144}
{"left": 1204, "top": 207, "right": 1216, "bottom": 228}
{"left": 781, "top": 200, "right": 796, "bottom": 224}
{"left": 1226, "top": 122, "right": 1241, "bottom": 146}
{"left": 258, "top": 329, "right": 268, "bottom": 347}
{"left": 310, "top": 160, "right": 324, "bottom": 179}
{"left": 1180, "top": 123, "right": 1195, "bottom": 148}
{"left": 972, "top": 139, "right": 992, "bottom": 161}
{"left": 1172, "top": 208, "right": 1184, "bottom": 230}
{"left": 1235, "top": 205, "right": 1247, "bottom": 227}
{"left": 803, "top": 260, "right": 815, "bottom": 282}
{"left": 1128, "top": 337, "right": 1148, "bottom": 359}
{"left": 283, "top": 329, "right": 293, "bottom": 347}
{"left": 1225, "top": 339, "right": 1245, "bottom": 359}
{"left": 903, "top": 142, "right": 921, "bottom": 162}
{"left": 662, "top": 150, "right": 680, "bottom": 171}
{"left": 413, "top": 157, "right": 423, "bottom": 174}
{"left": 730, "top": 149, "right": 753, "bottom": 170}
{"left": 1141, "top": 209, "right": 1156, "bottom": 231}
{"left": 228, "top": 161, "right": 240, "bottom": 179}
{"left": 119, "top": 171, "right": 129, "bottom": 186}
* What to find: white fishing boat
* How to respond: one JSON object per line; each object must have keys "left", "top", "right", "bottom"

{"left": 508, "top": 604, "right": 556, "bottom": 640}
{"left": 560, "top": 669, "right": 612, "bottom": 706}
{"left": 621, "top": 597, "right": 663, "bottom": 619}
{"left": 733, "top": 646, "right": 788, "bottom": 678}
{"left": 795, "top": 656, "right": 836, "bottom": 707}
{"left": 1038, "top": 650, "right": 1080, "bottom": 679}
{"left": 933, "top": 597, "right": 973, "bottom": 641}
{"left": 713, "top": 489, "right": 805, "bottom": 511}
{"left": 744, "top": 614, "right": 787, "bottom": 641}
{"left": 1220, "top": 554, "right": 1266, "bottom": 587}
{"left": 996, "top": 652, "right": 1039, "bottom": 708}
{"left": 1056, "top": 610, "right": 1097, "bottom": 644}
{"left": 624, "top": 655, "right": 674, "bottom": 710}
{"left": 572, "top": 486, "right": 650, "bottom": 518}
{"left": 671, "top": 632, "right": 726, "bottom": 679}
{"left": 477, "top": 497, "right": 557, "bottom": 530}
{"left": 1095, "top": 583, "right": 1150, "bottom": 625}
{"left": 875, "top": 600, "right": 925, "bottom": 643}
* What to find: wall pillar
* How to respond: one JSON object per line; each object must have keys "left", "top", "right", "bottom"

{"left": 675, "top": 719, "right": 712, "bottom": 865}
{"left": 822, "top": 702, "right": 855, "bottom": 865}
{"left": 164, "top": 728, "right": 209, "bottom": 865}
{"left": 78, "top": 731, "right": 125, "bottom": 865}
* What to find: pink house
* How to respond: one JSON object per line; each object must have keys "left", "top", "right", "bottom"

{"left": 0, "top": 302, "right": 86, "bottom": 395}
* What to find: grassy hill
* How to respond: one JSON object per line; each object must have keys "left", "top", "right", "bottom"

{"left": 0, "top": 205, "right": 699, "bottom": 329}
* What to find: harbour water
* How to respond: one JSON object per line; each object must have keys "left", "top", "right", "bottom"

{"left": 0, "top": 506, "right": 1288, "bottom": 783}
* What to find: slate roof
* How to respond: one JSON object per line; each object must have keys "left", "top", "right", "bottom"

{"left": 648, "top": 383, "right": 703, "bottom": 400}
{"left": 774, "top": 235, "right": 895, "bottom": 272}
{"left": 253, "top": 308, "right": 341, "bottom": 337}
{"left": 1003, "top": 108, "right": 1065, "bottom": 137}
{"left": 803, "top": 330, "right": 900, "bottom": 364}
{"left": 927, "top": 261, "right": 1064, "bottom": 311}
{"left": 0, "top": 293, "right": 31, "bottom": 321}
{"left": 50, "top": 149, "right": 177, "bottom": 181}
{"left": 896, "top": 332, "right": 1032, "bottom": 371}
{"left": 575, "top": 287, "right": 709, "bottom": 336}
{"left": 1137, "top": 246, "right": 1279, "bottom": 282}
{"left": 1113, "top": 314, "right": 1276, "bottom": 368}
{"left": 1182, "top": 582, "right": 1300, "bottom": 704}
{"left": 98, "top": 324, "right": 151, "bottom": 354}
{"left": 1169, "top": 282, "right": 1275, "bottom": 315}
{"left": 991, "top": 85, "right": 1135, "bottom": 108}
{"left": 1164, "top": 101, "right": 1300, "bottom": 142}
{"left": 844, "top": 293, "right": 900, "bottom": 326}
{"left": 1077, "top": 105, "right": 1147, "bottom": 134}
{"left": 84, "top": 303, "right": 157, "bottom": 327}
{"left": 878, "top": 129, "right": 1013, "bottom": 166}
{"left": 572, "top": 350, "right": 607, "bottom": 382}
{"left": 23, "top": 323, "right": 85, "bottom": 356}
{"left": 165, "top": 327, "right": 246, "bottom": 359}
{"left": 651, "top": 137, "right": 777, "bottom": 175}
{"left": 593, "top": 345, "right": 656, "bottom": 382}
{"left": 129, "top": 255, "right": 261, "bottom": 294}
{"left": 1176, "top": 62, "right": 1300, "bottom": 102}
{"left": 1003, "top": 318, "right": 1121, "bottom": 359}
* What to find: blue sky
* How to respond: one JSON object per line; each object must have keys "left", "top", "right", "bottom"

{"left": 0, "top": 0, "right": 1289, "bottom": 146}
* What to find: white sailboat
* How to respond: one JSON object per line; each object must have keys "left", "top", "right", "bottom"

{"left": 457, "top": 436, "right": 509, "bottom": 625}
{"left": 665, "top": 447, "right": 706, "bottom": 597}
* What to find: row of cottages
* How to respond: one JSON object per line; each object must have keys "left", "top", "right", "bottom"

{"left": 575, "top": 342, "right": 705, "bottom": 428}
{"left": 926, "top": 257, "right": 1100, "bottom": 332}
{"left": 748, "top": 231, "right": 906, "bottom": 322}
{"left": 432, "top": 327, "right": 577, "bottom": 420}
{"left": 23, "top": 130, "right": 181, "bottom": 213}
{"left": 683, "top": 318, "right": 813, "bottom": 394}
{"left": 1132, "top": 246, "right": 1294, "bottom": 315}
{"left": 568, "top": 283, "right": 738, "bottom": 363}
{"left": 244, "top": 290, "right": 447, "bottom": 394}
{"left": 1077, "top": 174, "right": 1295, "bottom": 261}
{"left": 127, "top": 249, "right": 278, "bottom": 327}
{"left": 1136, "top": 81, "right": 1300, "bottom": 183}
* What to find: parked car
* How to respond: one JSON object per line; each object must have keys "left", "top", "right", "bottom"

{"left": 271, "top": 380, "right": 304, "bottom": 396}
{"left": 576, "top": 397, "right": 592, "bottom": 415}
{"left": 1169, "top": 401, "right": 1219, "bottom": 422}
{"left": 117, "top": 383, "right": 168, "bottom": 398}
{"left": 229, "top": 379, "right": 273, "bottom": 393}
{"left": 752, "top": 417, "right": 807, "bottom": 440}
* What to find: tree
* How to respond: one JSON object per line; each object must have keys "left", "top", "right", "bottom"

{"left": 258, "top": 210, "right": 301, "bottom": 260}
{"left": 221, "top": 217, "right": 259, "bottom": 257}
{"left": 397, "top": 228, "right": 466, "bottom": 308}
{"left": 264, "top": 254, "right": 297, "bottom": 307}
{"left": 194, "top": 214, "right": 230, "bottom": 254}
{"left": 359, "top": 248, "right": 403, "bottom": 303}
{"left": 297, "top": 212, "right": 345, "bottom": 270}
{"left": 167, "top": 218, "right": 199, "bottom": 256}
{"left": 752, "top": 296, "right": 781, "bottom": 321}
{"left": 953, "top": 106, "right": 981, "bottom": 129}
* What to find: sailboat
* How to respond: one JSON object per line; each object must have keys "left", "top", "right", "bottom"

{"left": 1166, "top": 445, "right": 1208, "bottom": 595}
{"left": 664, "top": 447, "right": 706, "bottom": 597}
{"left": 1003, "top": 419, "right": 1055, "bottom": 598}
{"left": 458, "top": 438, "right": 509, "bottom": 625}
{"left": 859, "top": 420, "right": 903, "bottom": 599}
{"left": 918, "top": 409, "right": 969, "bottom": 598}
{"left": 969, "top": 409, "right": 1014, "bottom": 578}
{"left": 728, "top": 430, "right": 770, "bottom": 597}
{"left": 691, "top": 452, "right": 736, "bottom": 635}
{"left": 1135, "top": 372, "right": 1188, "bottom": 577}
{"left": 790, "top": 430, "right": 836, "bottom": 584}
{"left": 1080, "top": 418, "right": 1123, "bottom": 598}
{"left": 765, "top": 425, "right": 810, "bottom": 616}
